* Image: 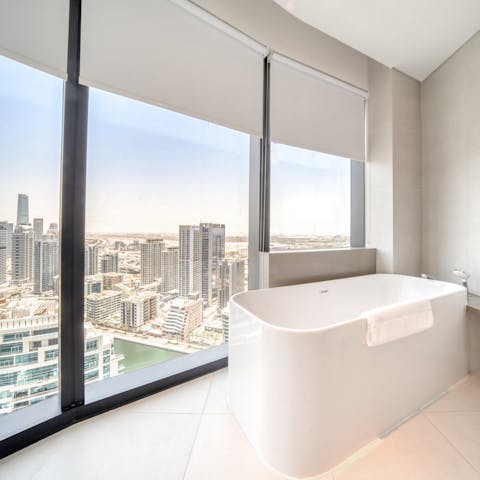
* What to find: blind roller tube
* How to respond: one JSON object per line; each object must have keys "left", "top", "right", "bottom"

{"left": 270, "top": 53, "right": 366, "bottom": 160}
{"left": 80, "top": 0, "right": 266, "bottom": 136}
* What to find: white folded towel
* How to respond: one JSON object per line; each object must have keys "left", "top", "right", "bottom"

{"left": 363, "top": 299, "right": 434, "bottom": 347}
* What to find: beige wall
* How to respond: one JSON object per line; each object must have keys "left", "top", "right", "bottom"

{"left": 367, "top": 63, "right": 422, "bottom": 276}
{"left": 266, "top": 249, "right": 376, "bottom": 288}
{"left": 366, "top": 60, "right": 394, "bottom": 272}
{"left": 421, "top": 32, "right": 480, "bottom": 293}
{"left": 392, "top": 70, "right": 422, "bottom": 275}
{"left": 193, "top": 0, "right": 368, "bottom": 90}
{"left": 468, "top": 311, "right": 480, "bottom": 373}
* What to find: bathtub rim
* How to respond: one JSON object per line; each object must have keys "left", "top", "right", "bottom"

{"left": 230, "top": 273, "right": 467, "bottom": 335}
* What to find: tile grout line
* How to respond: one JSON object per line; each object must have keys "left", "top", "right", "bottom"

{"left": 181, "top": 374, "right": 215, "bottom": 480}
{"left": 422, "top": 411, "right": 480, "bottom": 474}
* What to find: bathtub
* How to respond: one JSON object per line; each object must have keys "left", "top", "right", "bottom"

{"left": 228, "top": 274, "right": 467, "bottom": 478}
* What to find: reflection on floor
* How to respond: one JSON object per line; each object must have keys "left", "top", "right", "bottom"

{"left": 1, "top": 370, "right": 480, "bottom": 479}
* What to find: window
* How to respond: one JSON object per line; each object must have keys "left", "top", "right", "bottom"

{"left": 84, "top": 88, "right": 249, "bottom": 382}
{"left": 15, "top": 353, "right": 38, "bottom": 365}
{"left": 0, "top": 0, "right": 367, "bottom": 453}
{"left": 0, "top": 55, "right": 62, "bottom": 416}
{"left": 270, "top": 143, "right": 352, "bottom": 251}
{"left": 44, "top": 350, "right": 58, "bottom": 361}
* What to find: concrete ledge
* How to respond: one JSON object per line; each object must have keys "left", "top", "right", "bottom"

{"left": 268, "top": 248, "right": 377, "bottom": 288}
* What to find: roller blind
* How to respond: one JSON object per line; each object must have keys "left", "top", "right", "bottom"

{"left": 0, "top": 0, "right": 69, "bottom": 78}
{"left": 270, "top": 53, "right": 367, "bottom": 161}
{"left": 80, "top": 0, "right": 267, "bottom": 136}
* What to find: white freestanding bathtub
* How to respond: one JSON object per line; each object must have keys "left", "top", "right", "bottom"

{"left": 228, "top": 274, "right": 467, "bottom": 478}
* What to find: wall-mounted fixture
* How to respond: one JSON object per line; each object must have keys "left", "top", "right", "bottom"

{"left": 453, "top": 268, "right": 470, "bottom": 296}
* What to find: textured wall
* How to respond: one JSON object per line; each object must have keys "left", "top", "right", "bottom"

{"left": 421, "top": 32, "right": 480, "bottom": 293}
{"left": 392, "top": 70, "right": 422, "bottom": 275}
{"left": 366, "top": 62, "right": 422, "bottom": 276}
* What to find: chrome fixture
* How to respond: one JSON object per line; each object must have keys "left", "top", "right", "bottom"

{"left": 421, "top": 273, "right": 434, "bottom": 280}
{"left": 452, "top": 268, "right": 470, "bottom": 296}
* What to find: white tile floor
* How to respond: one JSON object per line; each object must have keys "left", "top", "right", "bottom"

{"left": 1, "top": 369, "right": 480, "bottom": 480}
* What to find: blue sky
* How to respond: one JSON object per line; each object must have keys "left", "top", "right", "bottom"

{"left": 0, "top": 55, "right": 350, "bottom": 236}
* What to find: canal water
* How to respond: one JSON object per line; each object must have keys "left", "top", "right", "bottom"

{"left": 114, "top": 338, "right": 185, "bottom": 374}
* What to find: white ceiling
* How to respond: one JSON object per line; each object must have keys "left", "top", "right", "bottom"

{"left": 273, "top": 0, "right": 480, "bottom": 81}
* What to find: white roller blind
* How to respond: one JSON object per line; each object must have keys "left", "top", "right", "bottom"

{"left": 80, "top": 0, "right": 267, "bottom": 136}
{"left": 0, "top": 0, "right": 69, "bottom": 78}
{"left": 270, "top": 54, "right": 367, "bottom": 161}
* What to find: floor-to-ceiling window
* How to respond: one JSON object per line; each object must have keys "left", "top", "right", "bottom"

{"left": 0, "top": 56, "right": 63, "bottom": 416}
{"left": 84, "top": 88, "right": 249, "bottom": 381}
{"left": 0, "top": 0, "right": 366, "bottom": 455}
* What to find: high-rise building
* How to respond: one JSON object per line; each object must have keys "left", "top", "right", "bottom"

{"left": 85, "top": 245, "right": 99, "bottom": 275}
{"left": 86, "top": 291, "right": 121, "bottom": 323}
{"left": 179, "top": 225, "right": 201, "bottom": 297}
{"left": 47, "top": 223, "right": 59, "bottom": 237}
{"left": 11, "top": 225, "right": 34, "bottom": 285}
{"left": 140, "top": 239, "right": 164, "bottom": 286}
{"left": 200, "top": 223, "right": 225, "bottom": 306}
{"left": 163, "top": 295, "right": 203, "bottom": 341}
{"left": 16, "top": 193, "right": 29, "bottom": 226}
{"left": 0, "top": 224, "right": 7, "bottom": 284}
{"left": 229, "top": 259, "right": 245, "bottom": 297}
{"left": 217, "top": 259, "right": 245, "bottom": 310}
{"left": 0, "top": 313, "right": 119, "bottom": 414}
{"left": 217, "top": 260, "right": 230, "bottom": 310}
{"left": 33, "top": 218, "right": 44, "bottom": 240}
{"left": 0, "top": 221, "right": 13, "bottom": 258}
{"left": 100, "top": 253, "right": 119, "bottom": 273}
{"left": 161, "top": 247, "right": 179, "bottom": 293}
{"left": 34, "top": 239, "right": 58, "bottom": 294}
{"left": 121, "top": 293, "right": 158, "bottom": 328}
{"left": 221, "top": 311, "right": 230, "bottom": 343}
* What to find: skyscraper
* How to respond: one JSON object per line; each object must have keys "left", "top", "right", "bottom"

{"left": 200, "top": 223, "right": 225, "bottom": 306}
{"left": 217, "top": 258, "right": 245, "bottom": 310}
{"left": 179, "top": 225, "right": 201, "bottom": 297}
{"left": 0, "top": 221, "right": 13, "bottom": 258}
{"left": 85, "top": 245, "right": 99, "bottom": 275}
{"left": 217, "top": 260, "right": 230, "bottom": 310}
{"left": 11, "top": 225, "right": 34, "bottom": 285}
{"left": 229, "top": 259, "right": 245, "bottom": 297}
{"left": 16, "top": 193, "right": 29, "bottom": 226}
{"left": 34, "top": 239, "right": 58, "bottom": 294}
{"left": 161, "top": 247, "right": 179, "bottom": 293}
{"left": 140, "top": 239, "right": 164, "bottom": 286}
{"left": 100, "top": 253, "right": 119, "bottom": 273}
{"left": 0, "top": 227, "right": 6, "bottom": 284}
{"left": 33, "top": 218, "right": 44, "bottom": 240}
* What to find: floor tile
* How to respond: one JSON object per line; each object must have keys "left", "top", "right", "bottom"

{"left": 184, "top": 414, "right": 287, "bottom": 480}
{"left": 334, "top": 414, "right": 479, "bottom": 480}
{"left": 426, "top": 411, "right": 480, "bottom": 472}
{"left": 425, "top": 375, "right": 480, "bottom": 413}
{"left": 126, "top": 373, "right": 213, "bottom": 414}
{"left": 0, "top": 412, "right": 200, "bottom": 480}
{"left": 204, "top": 368, "right": 229, "bottom": 414}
